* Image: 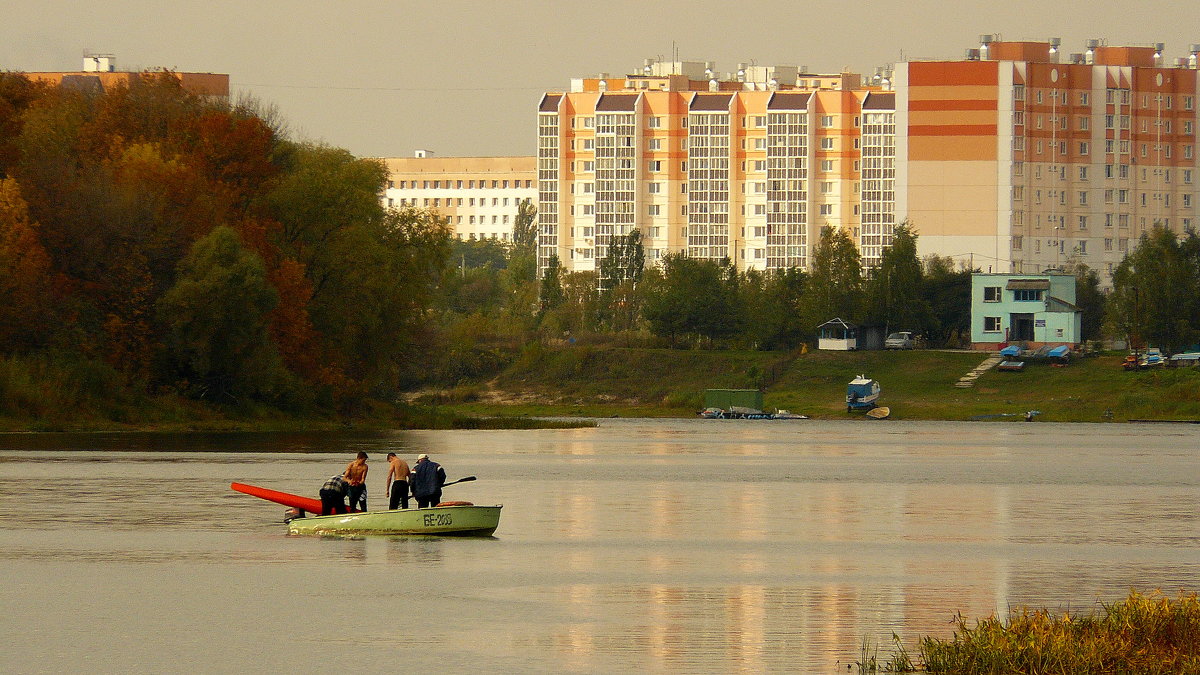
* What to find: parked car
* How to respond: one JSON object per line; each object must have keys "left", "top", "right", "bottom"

{"left": 884, "top": 331, "right": 915, "bottom": 350}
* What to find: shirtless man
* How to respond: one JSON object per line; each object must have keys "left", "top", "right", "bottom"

{"left": 384, "top": 452, "right": 411, "bottom": 510}
{"left": 343, "top": 452, "right": 369, "bottom": 511}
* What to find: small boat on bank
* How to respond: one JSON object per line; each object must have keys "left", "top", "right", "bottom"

{"left": 865, "top": 406, "right": 891, "bottom": 419}
{"left": 846, "top": 375, "right": 881, "bottom": 411}
{"left": 231, "top": 481, "right": 501, "bottom": 537}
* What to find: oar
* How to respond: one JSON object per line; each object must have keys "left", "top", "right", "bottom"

{"left": 405, "top": 475, "right": 476, "bottom": 497}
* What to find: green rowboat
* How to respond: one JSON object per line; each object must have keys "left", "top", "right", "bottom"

{"left": 286, "top": 504, "right": 502, "bottom": 536}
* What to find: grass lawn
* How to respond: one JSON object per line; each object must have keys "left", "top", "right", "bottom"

{"left": 431, "top": 345, "right": 1200, "bottom": 423}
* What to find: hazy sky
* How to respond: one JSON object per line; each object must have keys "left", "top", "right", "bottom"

{"left": 5, "top": 1, "right": 1200, "bottom": 159}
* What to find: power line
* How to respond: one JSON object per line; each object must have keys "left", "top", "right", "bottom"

{"left": 232, "top": 81, "right": 554, "bottom": 93}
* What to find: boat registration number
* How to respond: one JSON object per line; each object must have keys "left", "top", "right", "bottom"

{"left": 424, "top": 513, "right": 453, "bottom": 527}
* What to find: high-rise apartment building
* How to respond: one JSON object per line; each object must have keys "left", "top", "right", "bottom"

{"left": 536, "top": 61, "right": 893, "bottom": 276}
{"left": 900, "top": 37, "right": 1200, "bottom": 283}
{"left": 540, "top": 39, "right": 1200, "bottom": 287}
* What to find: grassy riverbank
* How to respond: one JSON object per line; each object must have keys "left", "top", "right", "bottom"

{"left": 4, "top": 346, "right": 1198, "bottom": 430}
{"left": 423, "top": 345, "right": 1200, "bottom": 423}
{"left": 859, "top": 590, "right": 1200, "bottom": 673}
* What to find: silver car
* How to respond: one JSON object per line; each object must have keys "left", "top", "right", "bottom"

{"left": 884, "top": 331, "right": 914, "bottom": 350}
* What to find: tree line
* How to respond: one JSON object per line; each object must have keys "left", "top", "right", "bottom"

{"left": 0, "top": 72, "right": 451, "bottom": 413}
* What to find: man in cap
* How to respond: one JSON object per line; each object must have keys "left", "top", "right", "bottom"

{"left": 411, "top": 453, "right": 446, "bottom": 508}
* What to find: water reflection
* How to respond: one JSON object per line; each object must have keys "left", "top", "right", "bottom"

{"left": 1, "top": 419, "right": 1198, "bottom": 673}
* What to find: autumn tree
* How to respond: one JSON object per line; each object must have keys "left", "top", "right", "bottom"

{"left": 0, "top": 179, "right": 61, "bottom": 351}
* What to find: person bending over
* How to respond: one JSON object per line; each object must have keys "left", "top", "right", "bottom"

{"left": 319, "top": 474, "right": 349, "bottom": 516}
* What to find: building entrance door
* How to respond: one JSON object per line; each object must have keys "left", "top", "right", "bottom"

{"left": 1011, "top": 313, "right": 1034, "bottom": 342}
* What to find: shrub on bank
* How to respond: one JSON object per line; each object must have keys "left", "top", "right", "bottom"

{"left": 872, "top": 590, "right": 1200, "bottom": 674}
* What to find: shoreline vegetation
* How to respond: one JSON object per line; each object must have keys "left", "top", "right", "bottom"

{"left": 856, "top": 590, "right": 1200, "bottom": 674}
{"left": 3, "top": 345, "right": 1198, "bottom": 432}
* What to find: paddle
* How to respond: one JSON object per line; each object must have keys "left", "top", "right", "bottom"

{"left": 399, "top": 475, "right": 476, "bottom": 498}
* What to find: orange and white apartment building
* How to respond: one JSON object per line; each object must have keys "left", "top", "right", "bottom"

{"left": 536, "top": 38, "right": 1200, "bottom": 285}
{"left": 536, "top": 60, "right": 894, "bottom": 276}
{"left": 381, "top": 154, "right": 536, "bottom": 242}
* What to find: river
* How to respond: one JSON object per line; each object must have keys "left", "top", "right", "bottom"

{"left": 2, "top": 419, "right": 1198, "bottom": 673}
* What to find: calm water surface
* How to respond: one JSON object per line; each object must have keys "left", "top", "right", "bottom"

{"left": 2, "top": 419, "right": 1198, "bottom": 674}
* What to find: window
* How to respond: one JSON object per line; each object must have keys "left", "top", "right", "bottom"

{"left": 1077, "top": 240, "right": 1087, "bottom": 255}
{"left": 648, "top": 138, "right": 661, "bottom": 151}
{"left": 1014, "top": 289, "right": 1042, "bottom": 302}
{"left": 1079, "top": 92, "right": 1090, "bottom": 106}
{"left": 1012, "top": 236, "right": 1023, "bottom": 250}
{"left": 820, "top": 138, "right": 835, "bottom": 150}
{"left": 1104, "top": 238, "right": 1113, "bottom": 251}
{"left": 648, "top": 182, "right": 661, "bottom": 194}
{"left": 821, "top": 160, "right": 834, "bottom": 172}
{"left": 1079, "top": 191, "right": 1088, "bottom": 206}
{"left": 754, "top": 115, "right": 766, "bottom": 127}
{"left": 648, "top": 160, "right": 662, "bottom": 172}
{"left": 983, "top": 287, "right": 1001, "bottom": 302}
{"left": 647, "top": 204, "right": 660, "bottom": 216}
{"left": 1079, "top": 142, "right": 1089, "bottom": 155}
{"left": 984, "top": 317, "right": 1002, "bottom": 332}
{"left": 1079, "top": 166, "right": 1088, "bottom": 181}
{"left": 753, "top": 138, "right": 767, "bottom": 150}
{"left": 821, "top": 115, "right": 834, "bottom": 127}
{"left": 753, "top": 160, "right": 767, "bottom": 171}
{"left": 820, "top": 181, "right": 834, "bottom": 194}
{"left": 819, "top": 204, "right": 834, "bottom": 215}
{"left": 1078, "top": 215, "right": 1087, "bottom": 229}
{"left": 648, "top": 117, "right": 661, "bottom": 128}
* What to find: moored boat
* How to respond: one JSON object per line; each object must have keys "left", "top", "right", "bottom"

{"left": 846, "top": 375, "right": 881, "bottom": 411}
{"left": 286, "top": 504, "right": 502, "bottom": 537}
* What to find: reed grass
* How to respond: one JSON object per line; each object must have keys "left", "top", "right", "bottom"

{"left": 889, "top": 590, "right": 1200, "bottom": 674}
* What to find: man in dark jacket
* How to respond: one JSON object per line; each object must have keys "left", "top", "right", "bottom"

{"left": 411, "top": 454, "right": 446, "bottom": 508}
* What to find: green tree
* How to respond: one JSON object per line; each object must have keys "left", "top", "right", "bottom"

{"left": 642, "top": 254, "right": 738, "bottom": 346}
{"left": 1108, "top": 226, "right": 1200, "bottom": 353}
{"left": 156, "top": 226, "right": 285, "bottom": 401}
{"left": 739, "top": 267, "right": 809, "bottom": 350}
{"left": 867, "top": 223, "right": 930, "bottom": 335}
{"left": 599, "top": 228, "right": 645, "bottom": 292}
{"left": 1066, "top": 263, "right": 1106, "bottom": 342}
{"left": 921, "top": 255, "right": 975, "bottom": 347}
{"left": 513, "top": 198, "right": 537, "bottom": 250}
{"left": 799, "top": 226, "right": 863, "bottom": 332}
{"left": 538, "top": 254, "right": 565, "bottom": 316}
